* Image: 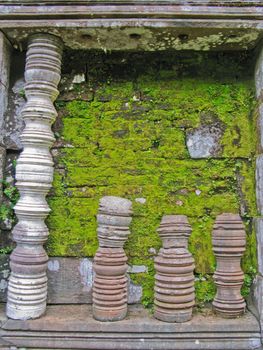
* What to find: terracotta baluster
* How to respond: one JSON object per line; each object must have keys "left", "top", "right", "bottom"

{"left": 92, "top": 196, "right": 132, "bottom": 321}
{"left": 212, "top": 213, "right": 246, "bottom": 318}
{"left": 154, "top": 215, "right": 195, "bottom": 322}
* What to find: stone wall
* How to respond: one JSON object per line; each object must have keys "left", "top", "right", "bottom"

{"left": 41, "top": 49, "right": 257, "bottom": 308}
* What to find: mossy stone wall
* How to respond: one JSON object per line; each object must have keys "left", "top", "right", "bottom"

{"left": 47, "top": 51, "right": 257, "bottom": 307}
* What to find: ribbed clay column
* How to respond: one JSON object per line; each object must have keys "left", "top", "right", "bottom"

{"left": 93, "top": 196, "right": 132, "bottom": 321}
{"left": 154, "top": 215, "right": 195, "bottom": 322}
{"left": 6, "top": 34, "right": 63, "bottom": 320}
{"left": 212, "top": 213, "right": 246, "bottom": 318}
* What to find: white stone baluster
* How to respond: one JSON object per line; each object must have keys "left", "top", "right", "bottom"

{"left": 6, "top": 33, "right": 63, "bottom": 320}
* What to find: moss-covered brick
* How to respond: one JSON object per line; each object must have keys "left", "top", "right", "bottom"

{"left": 48, "top": 50, "right": 257, "bottom": 307}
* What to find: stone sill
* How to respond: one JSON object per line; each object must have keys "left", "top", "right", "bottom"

{"left": 0, "top": 304, "right": 261, "bottom": 350}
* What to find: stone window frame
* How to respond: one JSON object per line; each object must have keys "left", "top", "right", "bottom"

{"left": 0, "top": 0, "right": 263, "bottom": 347}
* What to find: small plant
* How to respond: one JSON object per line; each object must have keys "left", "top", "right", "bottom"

{"left": 0, "top": 179, "right": 19, "bottom": 224}
{"left": 241, "top": 266, "right": 257, "bottom": 298}
{"left": 0, "top": 246, "right": 13, "bottom": 254}
{"left": 18, "top": 88, "right": 26, "bottom": 99}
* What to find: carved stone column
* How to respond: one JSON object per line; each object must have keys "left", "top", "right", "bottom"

{"left": 212, "top": 213, "right": 246, "bottom": 318}
{"left": 6, "top": 33, "right": 63, "bottom": 320}
{"left": 154, "top": 215, "right": 195, "bottom": 323}
{"left": 93, "top": 196, "right": 133, "bottom": 321}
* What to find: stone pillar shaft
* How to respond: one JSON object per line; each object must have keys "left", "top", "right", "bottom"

{"left": 92, "top": 196, "right": 132, "bottom": 322}
{"left": 212, "top": 213, "right": 246, "bottom": 318}
{"left": 154, "top": 215, "right": 195, "bottom": 323}
{"left": 6, "top": 33, "right": 63, "bottom": 320}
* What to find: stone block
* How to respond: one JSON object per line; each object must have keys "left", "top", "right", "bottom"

{"left": 0, "top": 146, "right": 5, "bottom": 202}
{"left": 254, "top": 218, "right": 263, "bottom": 276}
{"left": 0, "top": 32, "right": 11, "bottom": 146}
{"left": 256, "top": 155, "right": 263, "bottom": 215}
{"left": 186, "top": 123, "right": 223, "bottom": 159}
{"left": 255, "top": 46, "right": 263, "bottom": 99}
{"left": 0, "top": 254, "right": 10, "bottom": 303}
{"left": 46, "top": 257, "right": 142, "bottom": 305}
{"left": 258, "top": 103, "right": 263, "bottom": 152}
{"left": 252, "top": 275, "right": 263, "bottom": 340}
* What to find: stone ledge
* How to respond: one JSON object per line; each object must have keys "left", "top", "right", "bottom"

{"left": 0, "top": 304, "right": 261, "bottom": 349}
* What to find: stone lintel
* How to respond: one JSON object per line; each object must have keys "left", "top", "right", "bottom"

{"left": 0, "top": 1, "right": 263, "bottom": 51}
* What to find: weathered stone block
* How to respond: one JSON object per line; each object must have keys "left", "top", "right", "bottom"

{"left": 0, "top": 256, "right": 142, "bottom": 304}
{"left": 0, "top": 32, "right": 11, "bottom": 146}
{"left": 255, "top": 46, "right": 263, "bottom": 99}
{"left": 0, "top": 146, "right": 5, "bottom": 202}
{"left": 256, "top": 155, "right": 263, "bottom": 215}
{"left": 0, "top": 254, "right": 10, "bottom": 303}
{"left": 186, "top": 124, "right": 223, "bottom": 158}
{"left": 252, "top": 275, "right": 263, "bottom": 340}
{"left": 254, "top": 218, "right": 263, "bottom": 276}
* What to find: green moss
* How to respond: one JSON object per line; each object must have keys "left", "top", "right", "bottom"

{"left": 48, "top": 52, "right": 257, "bottom": 306}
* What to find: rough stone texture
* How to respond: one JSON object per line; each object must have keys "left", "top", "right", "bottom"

{"left": 256, "top": 155, "right": 263, "bottom": 215}
{"left": 212, "top": 213, "right": 246, "bottom": 318}
{"left": 0, "top": 1, "right": 262, "bottom": 52}
{"left": 0, "top": 31, "right": 11, "bottom": 146}
{"left": 0, "top": 255, "right": 10, "bottom": 303}
{"left": 4, "top": 76, "right": 25, "bottom": 151}
{"left": 255, "top": 46, "right": 263, "bottom": 100}
{"left": 0, "top": 255, "right": 143, "bottom": 305}
{"left": 0, "top": 32, "right": 10, "bottom": 234}
{"left": 254, "top": 218, "right": 263, "bottom": 277}
{"left": 0, "top": 304, "right": 261, "bottom": 350}
{"left": 154, "top": 215, "right": 195, "bottom": 323}
{"left": 186, "top": 124, "right": 223, "bottom": 158}
{"left": 252, "top": 275, "right": 263, "bottom": 340}
{"left": 6, "top": 33, "right": 63, "bottom": 320}
{"left": 0, "top": 147, "right": 5, "bottom": 204}
{"left": 93, "top": 196, "right": 133, "bottom": 321}
{"left": 254, "top": 45, "right": 263, "bottom": 344}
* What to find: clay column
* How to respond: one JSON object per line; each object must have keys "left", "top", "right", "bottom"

{"left": 6, "top": 34, "right": 63, "bottom": 320}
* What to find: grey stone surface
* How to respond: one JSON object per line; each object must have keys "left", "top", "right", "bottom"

{"left": 135, "top": 197, "right": 146, "bottom": 204}
{"left": 254, "top": 218, "right": 263, "bottom": 276}
{"left": 127, "top": 265, "right": 148, "bottom": 274}
{"left": 255, "top": 46, "right": 263, "bottom": 99}
{"left": 186, "top": 124, "right": 223, "bottom": 158}
{"left": 252, "top": 275, "right": 263, "bottom": 340}
{"left": 256, "top": 155, "right": 263, "bottom": 215}
{"left": 0, "top": 255, "right": 10, "bottom": 303}
{"left": 127, "top": 276, "right": 142, "bottom": 304}
{"left": 0, "top": 32, "right": 11, "bottom": 147}
{"left": 0, "top": 147, "right": 5, "bottom": 203}
{"left": 0, "top": 256, "right": 144, "bottom": 305}
{"left": 47, "top": 257, "right": 93, "bottom": 304}
{"left": 258, "top": 103, "right": 263, "bottom": 153}
{"left": 1, "top": 2, "right": 262, "bottom": 52}
{"left": 4, "top": 76, "right": 25, "bottom": 151}
{"left": 1, "top": 304, "right": 261, "bottom": 350}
